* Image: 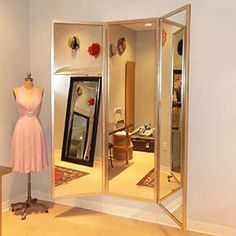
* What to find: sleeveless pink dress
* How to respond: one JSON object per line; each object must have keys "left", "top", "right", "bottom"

{"left": 11, "top": 87, "right": 48, "bottom": 173}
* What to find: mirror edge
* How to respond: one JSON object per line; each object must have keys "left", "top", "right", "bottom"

{"left": 156, "top": 4, "right": 191, "bottom": 229}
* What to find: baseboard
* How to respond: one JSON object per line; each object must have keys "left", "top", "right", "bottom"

{"left": 33, "top": 190, "right": 177, "bottom": 228}
{"left": 160, "top": 189, "right": 182, "bottom": 213}
{"left": 2, "top": 193, "right": 27, "bottom": 212}
{"left": 6, "top": 190, "right": 236, "bottom": 236}
{"left": 54, "top": 148, "right": 102, "bottom": 165}
{"left": 188, "top": 219, "right": 236, "bottom": 236}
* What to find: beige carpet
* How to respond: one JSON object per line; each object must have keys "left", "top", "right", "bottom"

{"left": 3, "top": 202, "right": 210, "bottom": 236}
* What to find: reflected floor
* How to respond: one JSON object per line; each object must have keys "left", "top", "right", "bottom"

{"left": 54, "top": 150, "right": 180, "bottom": 200}
{"left": 54, "top": 151, "right": 102, "bottom": 197}
{"left": 109, "top": 151, "right": 154, "bottom": 200}
{"left": 109, "top": 151, "right": 180, "bottom": 200}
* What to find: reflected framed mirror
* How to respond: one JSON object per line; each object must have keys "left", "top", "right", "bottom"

{"left": 157, "top": 5, "right": 191, "bottom": 228}
{"left": 62, "top": 76, "right": 102, "bottom": 167}
{"left": 52, "top": 22, "right": 104, "bottom": 198}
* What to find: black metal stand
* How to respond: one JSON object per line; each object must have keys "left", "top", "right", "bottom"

{"left": 11, "top": 173, "right": 48, "bottom": 220}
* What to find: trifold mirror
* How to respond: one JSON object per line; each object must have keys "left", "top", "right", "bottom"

{"left": 51, "top": 4, "right": 190, "bottom": 229}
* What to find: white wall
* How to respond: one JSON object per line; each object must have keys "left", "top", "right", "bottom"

{"left": 135, "top": 30, "right": 155, "bottom": 128}
{"left": 173, "top": 29, "right": 183, "bottom": 70}
{"left": 54, "top": 23, "right": 103, "bottom": 72}
{"left": 160, "top": 23, "right": 173, "bottom": 169}
{"left": 0, "top": 0, "right": 29, "bottom": 203}
{"left": 28, "top": 0, "right": 236, "bottom": 233}
{"left": 53, "top": 23, "right": 103, "bottom": 151}
{"left": 109, "top": 25, "right": 136, "bottom": 123}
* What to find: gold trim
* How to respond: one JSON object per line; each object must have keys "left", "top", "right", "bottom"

{"left": 170, "top": 171, "right": 181, "bottom": 185}
{"left": 159, "top": 203, "right": 183, "bottom": 227}
{"left": 107, "top": 18, "right": 158, "bottom": 25}
{"left": 104, "top": 24, "right": 111, "bottom": 194}
{"left": 163, "top": 19, "right": 184, "bottom": 28}
{"left": 52, "top": 20, "right": 105, "bottom": 26}
{"left": 182, "top": 4, "right": 191, "bottom": 229}
{"left": 173, "top": 27, "right": 185, "bottom": 37}
{"left": 161, "top": 4, "right": 190, "bottom": 19}
{"left": 160, "top": 185, "right": 182, "bottom": 201}
{"left": 157, "top": 4, "right": 191, "bottom": 229}
{"left": 156, "top": 18, "right": 162, "bottom": 203}
{"left": 102, "top": 24, "right": 109, "bottom": 194}
{"left": 51, "top": 21, "right": 55, "bottom": 200}
{"left": 154, "top": 18, "right": 160, "bottom": 203}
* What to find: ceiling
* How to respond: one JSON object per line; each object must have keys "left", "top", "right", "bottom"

{"left": 122, "top": 22, "right": 156, "bottom": 31}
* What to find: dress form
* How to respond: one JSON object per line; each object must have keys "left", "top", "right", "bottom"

{"left": 13, "top": 74, "right": 44, "bottom": 100}
{"left": 10, "top": 72, "right": 48, "bottom": 219}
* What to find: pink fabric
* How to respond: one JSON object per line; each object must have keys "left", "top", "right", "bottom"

{"left": 11, "top": 88, "right": 48, "bottom": 173}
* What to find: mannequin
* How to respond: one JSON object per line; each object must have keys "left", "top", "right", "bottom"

{"left": 13, "top": 73, "right": 44, "bottom": 100}
{"left": 10, "top": 72, "right": 48, "bottom": 220}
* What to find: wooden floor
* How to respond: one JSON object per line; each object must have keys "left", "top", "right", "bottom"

{"left": 3, "top": 203, "right": 210, "bottom": 236}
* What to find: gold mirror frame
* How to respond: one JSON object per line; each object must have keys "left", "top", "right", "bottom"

{"left": 105, "top": 18, "right": 158, "bottom": 201}
{"left": 156, "top": 5, "right": 191, "bottom": 229}
{"left": 50, "top": 4, "right": 190, "bottom": 228}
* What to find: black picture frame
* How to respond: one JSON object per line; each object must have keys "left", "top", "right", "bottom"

{"left": 67, "top": 112, "right": 89, "bottom": 160}
{"left": 61, "top": 76, "right": 102, "bottom": 167}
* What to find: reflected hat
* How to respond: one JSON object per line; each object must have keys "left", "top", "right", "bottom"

{"left": 68, "top": 36, "right": 80, "bottom": 50}
{"left": 117, "top": 37, "right": 126, "bottom": 56}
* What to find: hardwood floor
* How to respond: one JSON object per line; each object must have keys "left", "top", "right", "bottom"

{"left": 3, "top": 203, "right": 211, "bottom": 236}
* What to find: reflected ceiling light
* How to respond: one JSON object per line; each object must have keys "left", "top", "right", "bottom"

{"left": 145, "top": 23, "right": 153, "bottom": 27}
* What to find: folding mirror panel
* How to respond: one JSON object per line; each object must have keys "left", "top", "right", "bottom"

{"left": 107, "top": 19, "right": 157, "bottom": 200}
{"left": 157, "top": 5, "right": 191, "bottom": 228}
{"left": 52, "top": 23, "right": 105, "bottom": 197}
{"left": 51, "top": 4, "right": 190, "bottom": 229}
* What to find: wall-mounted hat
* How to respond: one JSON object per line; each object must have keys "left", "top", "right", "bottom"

{"left": 117, "top": 37, "right": 126, "bottom": 56}
{"left": 177, "top": 39, "right": 183, "bottom": 56}
{"left": 162, "top": 30, "right": 167, "bottom": 46}
{"left": 109, "top": 44, "right": 117, "bottom": 57}
{"left": 68, "top": 36, "right": 80, "bottom": 50}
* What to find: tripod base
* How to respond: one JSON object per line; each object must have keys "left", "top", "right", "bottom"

{"left": 11, "top": 196, "right": 48, "bottom": 220}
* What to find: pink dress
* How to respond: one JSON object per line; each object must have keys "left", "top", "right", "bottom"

{"left": 11, "top": 87, "right": 48, "bottom": 173}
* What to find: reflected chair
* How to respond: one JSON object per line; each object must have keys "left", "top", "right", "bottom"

{"left": 108, "top": 143, "right": 114, "bottom": 168}
{"left": 112, "top": 131, "right": 133, "bottom": 164}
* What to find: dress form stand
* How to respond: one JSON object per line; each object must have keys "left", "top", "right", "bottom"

{"left": 11, "top": 72, "right": 48, "bottom": 220}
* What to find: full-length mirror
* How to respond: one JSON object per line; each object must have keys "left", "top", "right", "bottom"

{"left": 158, "top": 5, "right": 190, "bottom": 227}
{"left": 50, "top": 6, "right": 190, "bottom": 228}
{"left": 62, "top": 77, "right": 101, "bottom": 167}
{"left": 107, "top": 19, "right": 157, "bottom": 200}
{"left": 52, "top": 22, "right": 104, "bottom": 198}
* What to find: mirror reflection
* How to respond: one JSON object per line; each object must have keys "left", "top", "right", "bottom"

{"left": 52, "top": 23, "right": 104, "bottom": 198}
{"left": 159, "top": 8, "right": 189, "bottom": 226}
{"left": 108, "top": 20, "right": 156, "bottom": 200}
{"left": 68, "top": 112, "right": 89, "bottom": 160}
{"left": 62, "top": 77, "right": 101, "bottom": 167}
